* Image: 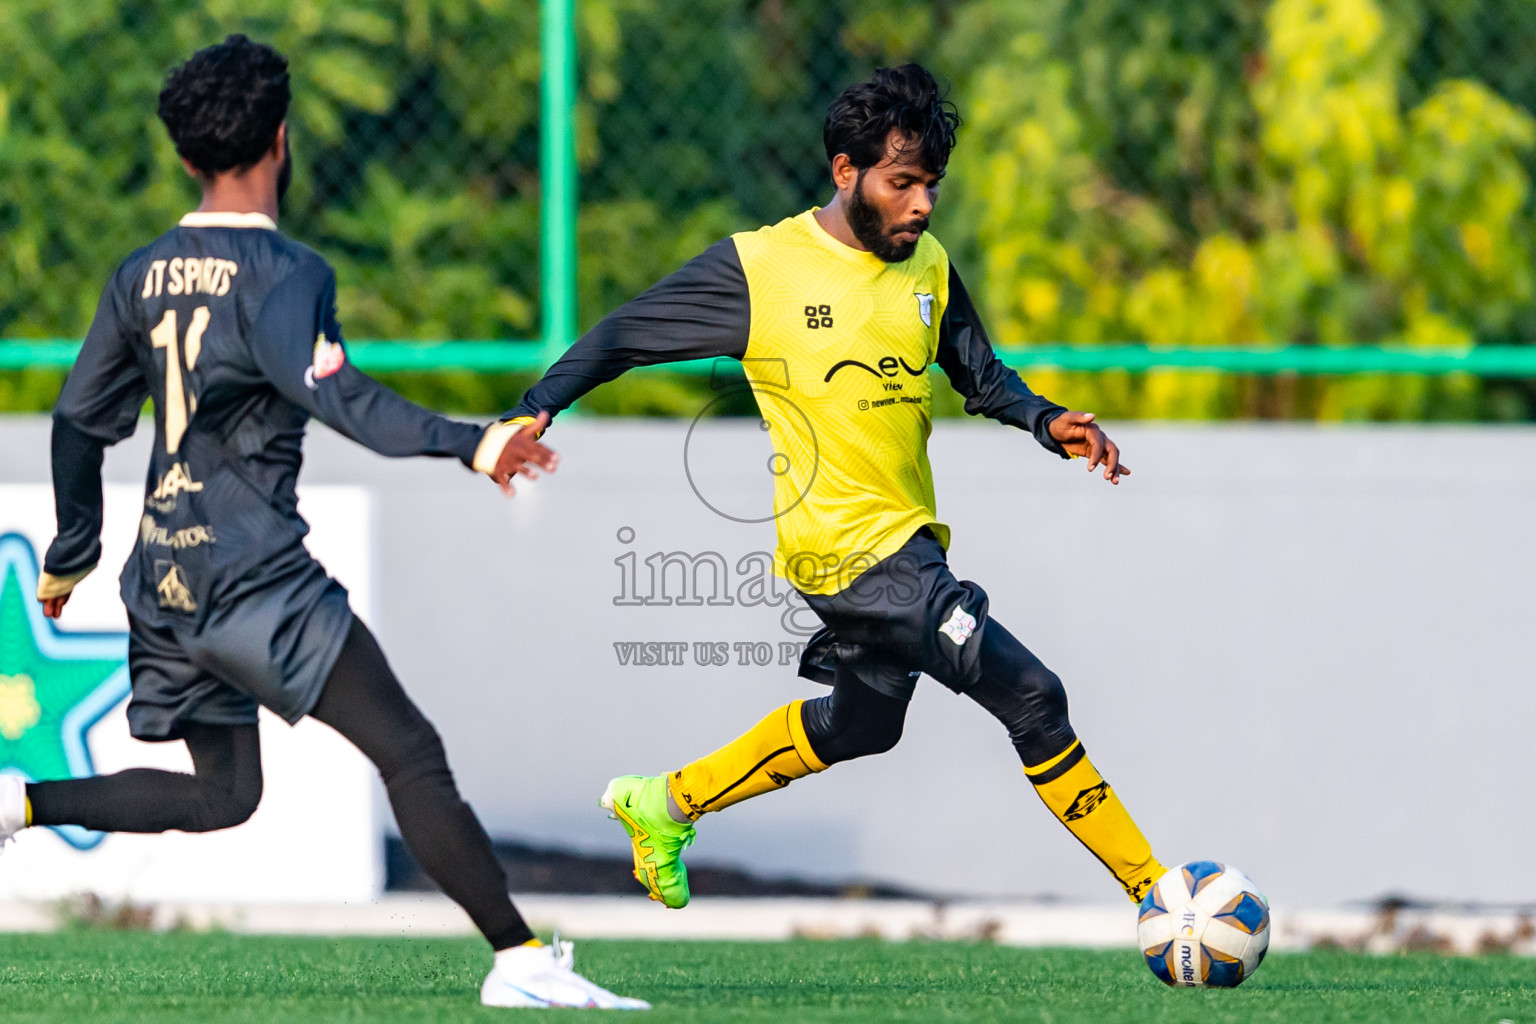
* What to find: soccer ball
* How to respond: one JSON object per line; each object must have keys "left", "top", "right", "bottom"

{"left": 1137, "top": 861, "right": 1270, "bottom": 988}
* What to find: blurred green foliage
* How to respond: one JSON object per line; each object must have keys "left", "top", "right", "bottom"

{"left": 2, "top": 0, "right": 1535, "bottom": 419}
{"left": 941, "top": 0, "right": 1536, "bottom": 419}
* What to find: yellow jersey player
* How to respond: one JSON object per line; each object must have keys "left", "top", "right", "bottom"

{"left": 496, "top": 64, "right": 1166, "bottom": 908}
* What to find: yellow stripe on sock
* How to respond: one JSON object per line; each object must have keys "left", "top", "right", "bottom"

{"left": 1023, "top": 739, "right": 1083, "bottom": 780}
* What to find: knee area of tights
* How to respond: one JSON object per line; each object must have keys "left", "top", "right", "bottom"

{"left": 1000, "top": 695, "right": 1071, "bottom": 748}
{"left": 1021, "top": 666, "right": 1066, "bottom": 702}
{"left": 851, "top": 717, "right": 904, "bottom": 756}
{"left": 366, "top": 725, "right": 449, "bottom": 777}
{"left": 194, "top": 789, "right": 261, "bottom": 832}
{"left": 378, "top": 751, "right": 453, "bottom": 789}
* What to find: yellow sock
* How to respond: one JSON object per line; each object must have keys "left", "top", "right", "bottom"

{"left": 1025, "top": 740, "right": 1166, "bottom": 903}
{"left": 24, "top": 796, "right": 31, "bottom": 828}
{"left": 668, "top": 701, "right": 827, "bottom": 819}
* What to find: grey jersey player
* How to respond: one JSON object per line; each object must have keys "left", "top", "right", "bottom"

{"left": 43, "top": 214, "right": 509, "bottom": 731}
{"left": 9, "top": 34, "right": 647, "bottom": 1011}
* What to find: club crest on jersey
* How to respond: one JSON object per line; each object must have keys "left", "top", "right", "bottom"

{"left": 304, "top": 332, "right": 345, "bottom": 390}
{"left": 937, "top": 603, "right": 976, "bottom": 646}
{"left": 915, "top": 291, "right": 935, "bottom": 328}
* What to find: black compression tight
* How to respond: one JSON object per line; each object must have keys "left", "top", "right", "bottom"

{"left": 29, "top": 722, "right": 262, "bottom": 833}
{"left": 29, "top": 617, "right": 532, "bottom": 951}
{"left": 800, "top": 619, "right": 1078, "bottom": 768}
{"left": 308, "top": 620, "right": 531, "bottom": 950}
{"left": 964, "top": 620, "right": 1078, "bottom": 766}
{"left": 798, "top": 672, "right": 907, "bottom": 765}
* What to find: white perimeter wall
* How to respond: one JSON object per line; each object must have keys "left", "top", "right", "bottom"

{"left": 2, "top": 415, "right": 1531, "bottom": 909}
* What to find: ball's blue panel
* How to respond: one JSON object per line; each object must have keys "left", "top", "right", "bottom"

{"left": 1138, "top": 884, "right": 1168, "bottom": 923}
{"left": 1144, "top": 942, "right": 1175, "bottom": 986}
{"left": 1215, "top": 892, "right": 1270, "bottom": 935}
{"left": 1202, "top": 946, "right": 1245, "bottom": 988}
{"left": 1254, "top": 943, "right": 1269, "bottom": 969}
{"left": 1182, "top": 860, "right": 1225, "bottom": 896}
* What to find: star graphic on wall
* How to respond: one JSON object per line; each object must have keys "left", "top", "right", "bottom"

{"left": 0, "top": 534, "right": 129, "bottom": 850}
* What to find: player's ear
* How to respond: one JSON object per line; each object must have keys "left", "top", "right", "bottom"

{"left": 270, "top": 122, "right": 287, "bottom": 161}
{"left": 178, "top": 156, "right": 200, "bottom": 180}
{"left": 830, "top": 153, "right": 858, "bottom": 192}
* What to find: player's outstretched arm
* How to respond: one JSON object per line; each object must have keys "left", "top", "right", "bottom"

{"left": 934, "top": 265, "right": 1128, "bottom": 483}
{"left": 500, "top": 238, "right": 750, "bottom": 427}
{"left": 249, "top": 256, "right": 556, "bottom": 491}
{"left": 934, "top": 264, "right": 1071, "bottom": 456}
{"left": 41, "top": 267, "right": 150, "bottom": 618}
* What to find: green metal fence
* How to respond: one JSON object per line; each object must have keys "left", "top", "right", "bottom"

{"left": 539, "top": 0, "right": 578, "bottom": 368}
{"left": 7, "top": 0, "right": 1536, "bottom": 408}
{"left": 8, "top": 340, "right": 1536, "bottom": 377}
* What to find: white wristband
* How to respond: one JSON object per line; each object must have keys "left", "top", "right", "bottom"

{"left": 37, "top": 564, "right": 96, "bottom": 601}
{"left": 472, "top": 417, "right": 539, "bottom": 476}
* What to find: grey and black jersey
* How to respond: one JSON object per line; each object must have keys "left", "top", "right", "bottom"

{"left": 46, "top": 212, "right": 484, "bottom": 632}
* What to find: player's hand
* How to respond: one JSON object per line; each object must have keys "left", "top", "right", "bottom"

{"left": 491, "top": 411, "right": 558, "bottom": 497}
{"left": 1049, "top": 411, "right": 1129, "bottom": 484}
{"left": 41, "top": 594, "right": 69, "bottom": 619}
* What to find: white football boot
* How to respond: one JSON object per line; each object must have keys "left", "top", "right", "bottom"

{"left": 481, "top": 939, "right": 650, "bottom": 1010}
{"left": 0, "top": 776, "right": 27, "bottom": 848}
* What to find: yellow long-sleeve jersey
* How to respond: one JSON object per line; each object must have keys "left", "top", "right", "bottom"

{"left": 506, "top": 209, "right": 1068, "bottom": 595}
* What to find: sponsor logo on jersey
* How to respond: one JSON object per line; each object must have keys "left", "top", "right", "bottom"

{"left": 937, "top": 603, "right": 977, "bottom": 646}
{"left": 304, "top": 332, "right": 346, "bottom": 390}
{"left": 147, "top": 463, "right": 203, "bottom": 512}
{"left": 1063, "top": 781, "right": 1112, "bottom": 821}
{"left": 154, "top": 561, "right": 197, "bottom": 613}
{"left": 139, "top": 516, "right": 216, "bottom": 550}
{"left": 915, "top": 291, "right": 934, "bottom": 327}
{"left": 824, "top": 355, "right": 927, "bottom": 383}
{"left": 0, "top": 535, "right": 130, "bottom": 850}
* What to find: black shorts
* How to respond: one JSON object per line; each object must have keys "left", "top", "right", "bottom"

{"left": 124, "top": 562, "right": 352, "bottom": 742}
{"left": 797, "top": 527, "right": 990, "bottom": 701}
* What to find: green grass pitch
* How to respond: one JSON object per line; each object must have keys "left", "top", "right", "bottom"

{"left": 0, "top": 933, "right": 1532, "bottom": 1023}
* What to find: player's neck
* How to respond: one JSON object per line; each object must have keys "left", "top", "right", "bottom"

{"left": 194, "top": 174, "right": 279, "bottom": 225}
{"left": 812, "top": 198, "right": 868, "bottom": 253}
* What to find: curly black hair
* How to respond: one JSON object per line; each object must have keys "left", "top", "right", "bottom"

{"left": 823, "top": 64, "right": 961, "bottom": 175}
{"left": 158, "top": 34, "right": 290, "bottom": 176}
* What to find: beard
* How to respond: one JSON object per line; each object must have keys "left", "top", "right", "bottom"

{"left": 276, "top": 134, "right": 293, "bottom": 204}
{"left": 846, "top": 171, "right": 928, "bottom": 263}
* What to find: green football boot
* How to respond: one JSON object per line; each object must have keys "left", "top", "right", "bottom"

{"left": 600, "top": 775, "right": 695, "bottom": 909}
